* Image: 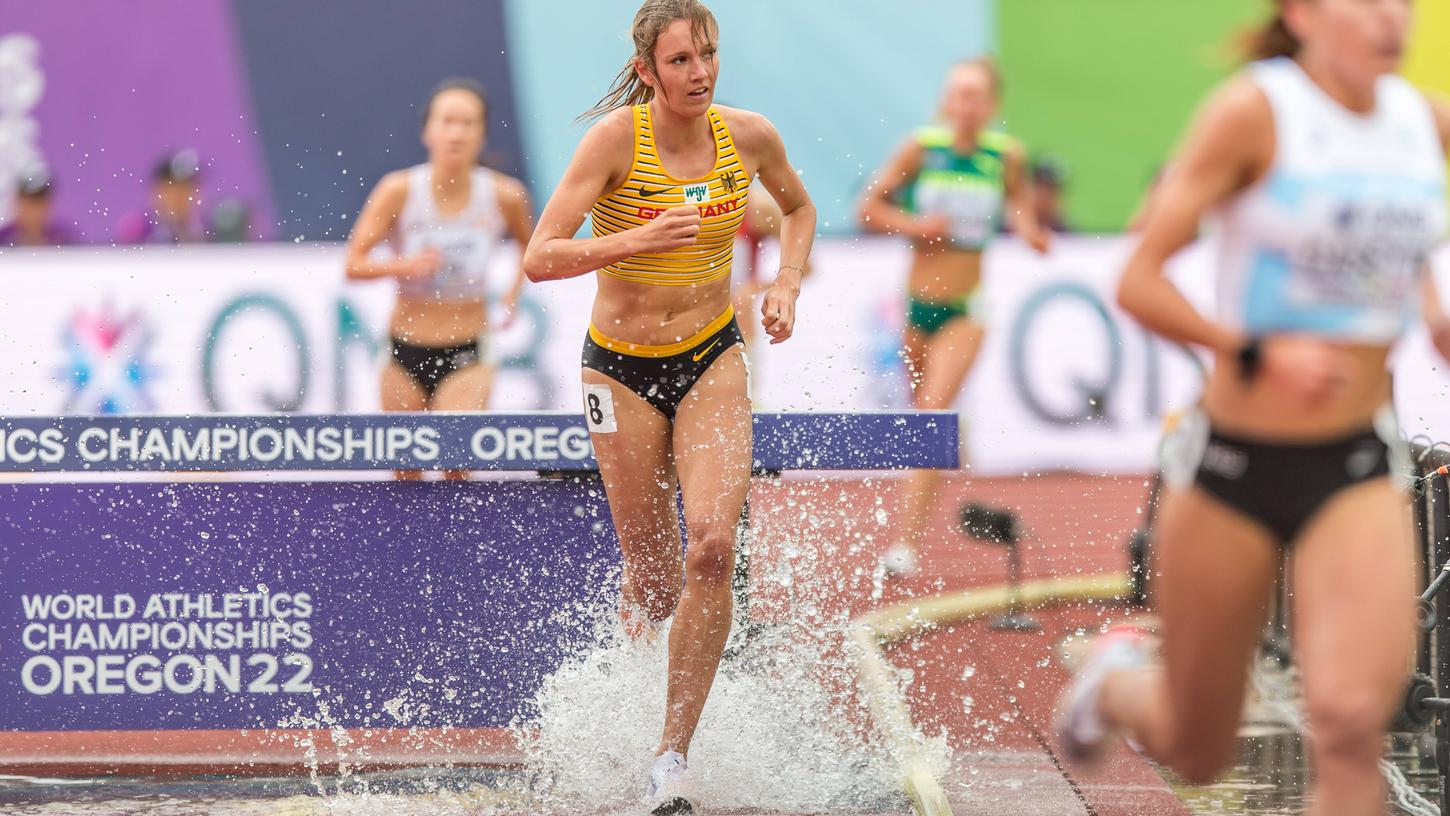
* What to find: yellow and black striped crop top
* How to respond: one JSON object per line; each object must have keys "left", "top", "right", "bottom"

{"left": 591, "top": 104, "right": 749, "bottom": 286}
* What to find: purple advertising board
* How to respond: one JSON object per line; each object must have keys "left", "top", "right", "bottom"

{"left": 0, "top": 412, "right": 961, "bottom": 472}
{"left": 0, "top": 480, "right": 617, "bottom": 731}
{"left": 0, "top": 411, "right": 955, "bottom": 734}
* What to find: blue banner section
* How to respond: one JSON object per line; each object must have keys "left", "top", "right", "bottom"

{"left": 0, "top": 412, "right": 958, "bottom": 472}
{"left": 0, "top": 480, "right": 616, "bottom": 731}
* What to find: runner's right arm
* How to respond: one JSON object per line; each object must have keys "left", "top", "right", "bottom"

{"left": 1116, "top": 78, "right": 1270, "bottom": 355}
{"left": 344, "top": 171, "right": 440, "bottom": 280}
{"left": 857, "top": 137, "right": 948, "bottom": 242}
{"left": 1119, "top": 77, "right": 1347, "bottom": 405}
{"left": 524, "top": 111, "right": 700, "bottom": 282}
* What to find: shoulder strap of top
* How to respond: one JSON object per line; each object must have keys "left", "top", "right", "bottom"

{"left": 1377, "top": 71, "right": 1436, "bottom": 126}
{"left": 630, "top": 103, "right": 652, "bottom": 176}
{"left": 977, "top": 130, "right": 1017, "bottom": 156}
{"left": 402, "top": 164, "right": 433, "bottom": 221}
{"left": 914, "top": 124, "right": 952, "bottom": 149}
{"left": 635, "top": 103, "right": 653, "bottom": 149}
{"left": 1248, "top": 56, "right": 1309, "bottom": 130}
{"left": 708, "top": 107, "right": 738, "bottom": 165}
{"left": 468, "top": 166, "right": 500, "bottom": 221}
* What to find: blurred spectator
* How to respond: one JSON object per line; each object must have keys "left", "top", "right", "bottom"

{"left": 0, "top": 167, "right": 76, "bottom": 247}
{"left": 1029, "top": 154, "right": 1072, "bottom": 233}
{"left": 116, "top": 149, "right": 207, "bottom": 243}
{"left": 209, "top": 197, "right": 253, "bottom": 243}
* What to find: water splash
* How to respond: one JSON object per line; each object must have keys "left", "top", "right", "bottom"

{"left": 518, "top": 607, "right": 906, "bottom": 813}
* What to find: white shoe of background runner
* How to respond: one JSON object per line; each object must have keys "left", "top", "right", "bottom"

{"left": 880, "top": 543, "right": 919, "bottom": 578}
{"left": 1055, "top": 625, "right": 1150, "bottom": 769}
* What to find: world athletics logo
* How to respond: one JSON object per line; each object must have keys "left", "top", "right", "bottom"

{"left": 57, "top": 305, "right": 159, "bottom": 414}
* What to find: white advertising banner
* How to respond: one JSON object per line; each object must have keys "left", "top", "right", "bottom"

{"left": 0, "top": 239, "right": 1446, "bottom": 475}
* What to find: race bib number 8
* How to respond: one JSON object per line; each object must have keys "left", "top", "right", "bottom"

{"left": 583, "top": 383, "right": 618, "bottom": 433}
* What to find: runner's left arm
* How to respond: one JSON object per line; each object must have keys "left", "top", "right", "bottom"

{"left": 746, "top": 193, "right": 812, "bottom": 279}
{"left": 496, "top": 174, "right": 536, "bottom": 326}
{"left": 747, "top": 113, "right": 816, "bottom": 344}
{"left": 1005, "top": 141, "right": 1050, "bottom": 254}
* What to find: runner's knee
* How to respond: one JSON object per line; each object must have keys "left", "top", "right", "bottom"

{"left": 1304, "top": 689, "right": 1388, "bottom": 767}
{"left": 684, "top": 525, "right": 735, "bottom": 586}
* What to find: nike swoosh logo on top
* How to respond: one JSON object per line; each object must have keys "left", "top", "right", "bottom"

{"left": 638, "top": 187, "right": 668, "bottom": 198}
{"left": 691, "top": 339, "right": 721, "bottom": 362}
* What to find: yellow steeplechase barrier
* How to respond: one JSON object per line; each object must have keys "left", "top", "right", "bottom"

{"left": 851, "top": 573, "right": 1134, "bottom": 816}
{"left": 850, "top": 622, "right": 954, "bottom": 816}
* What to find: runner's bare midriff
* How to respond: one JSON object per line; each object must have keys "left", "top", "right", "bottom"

{"left": 906, "top": 244, "right": 983, "bottom": 301}
{"left": 591, "top": 274, "right": 733, "bottom": 345}
{"left": 390, "top": 297, "right": 488, "bottom": 346}
{"left": 1202, "top": 343, "right": 1393, "bottom": 441}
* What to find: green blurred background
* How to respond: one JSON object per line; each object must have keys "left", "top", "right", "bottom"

{"left": 998, "top": 0, "right": 1260, "bottom": 230}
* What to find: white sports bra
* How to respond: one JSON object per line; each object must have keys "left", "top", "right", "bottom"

{"left": 1212, "top": 58, "right": 1446, "bottom": 343}
{"left": 393, "top": 164, "right": 507, "bottom": 302}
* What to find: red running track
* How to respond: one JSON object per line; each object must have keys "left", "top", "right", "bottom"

{"left": 750, "top": 472, "right": 1188, "bottom": 816}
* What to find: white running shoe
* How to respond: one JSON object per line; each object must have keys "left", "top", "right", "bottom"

{"left": 880, "top": 544, "right": 919, "bottom": 578}
{"left": 646, "top": 750, "right": 694, "bottom": 815}
{"left": 1055, "top": 625, "right": 1150, "bottom": 769}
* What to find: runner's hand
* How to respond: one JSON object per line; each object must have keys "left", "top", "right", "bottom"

{"left": 397, "top": 248, "right": 444, "bottom": 279}
{"left": 761, "top": 281, "right": 799, "bottom": 344}
{"left": 914, "top": 214, "right": 951, "bottom": 244}
{"left": 636, "top": 206, "right": 701, "bottom": 253}
{"left": 1026, "top": 227, "right": 1051, "bottom": 255}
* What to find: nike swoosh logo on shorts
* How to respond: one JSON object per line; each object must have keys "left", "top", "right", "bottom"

{"left": 691, "top": 339, "right": 721, "bottom": 362}
{"left": 638, "top": 187, "right": 668, "bottom": 198}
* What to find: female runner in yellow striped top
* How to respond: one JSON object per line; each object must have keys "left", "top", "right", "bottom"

{"left": 522, "top": 1, "right": 814, "bottom": 811}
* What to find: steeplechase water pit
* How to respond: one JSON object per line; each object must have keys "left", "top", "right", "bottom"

{"left": 4, "top": 413, "right": 1450, "bottom": 815}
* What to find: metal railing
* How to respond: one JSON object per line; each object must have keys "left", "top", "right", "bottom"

{"left": 1407, "top": 441, "right": 1450, "bottom": 809}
